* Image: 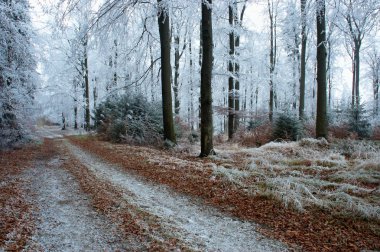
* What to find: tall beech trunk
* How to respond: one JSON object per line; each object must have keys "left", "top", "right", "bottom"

{"left": 157, "top": 0, "right": 176, "bottom": 144}
{"left": 82, "top": 35, "right": 90, "bottom": 131}
{"left": 268, "top": 0, "right": 277, "bottom": 122}
{"left": 173, "top": 35, "right": 180, "bottom": 115}
{"left": 316, "top": 0, "right": 328, "bottom": 139}
{"left": 200, "top": 0, "right": 214, "bottom": 157}
{"left": 299, "top": 0, "right": 307, "bottom": 120}
{"left": 228, "top": 4, "right": 235, "bottom": 140}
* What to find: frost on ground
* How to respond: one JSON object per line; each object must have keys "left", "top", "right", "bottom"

{"left": 32, "top": 125, "right": 87, "bottom": 139}
{"left": 63, "top": 139, "right": 287, "bottom": 252}
{"left": 23, "top": 157, "right": 135, "bottom": 251}
{"left": 211, "top": 138, "right": 380, "bottom": 220}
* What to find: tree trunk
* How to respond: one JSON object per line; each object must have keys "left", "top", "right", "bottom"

{"left": 316, "top": 0, "right": 328, "bottom": 139}
{"left": 149, "top": 45, "right": 155, "bottom": 102}
{"left": 268, "top": 0, "right": 276, "bottom": 122}
{"left": 74, "top": 105, "right": 78, "bottom": 129}
{"left": 83, "top": 35, "right": 90, "bottom": 131}
{"left": 354, "top": 42, "right": 360, "bottom": 109}
{"left": 233, "top": 1, "right": 242, "bottom": 132}
{"left": 228, "top": 4, "right": 235, "bottom": 140}
{"left": 157, "top": 0, "right": 176, "bottom": 144}
{"left": 62, "top": 112, "right": 66, "bottom": 130}
{"left": 200, "top": 0, "right": 214, "bottom": 157}
{"left": 93, "top": 85, "right": 97, "bottom": 110}
{"left": 113, "top": 39, "right": 118, "bottom": 88}
{"left": 174, "top": 35, "right": 180, "bottom": 115}
{"left": 189, "top": 37, "right": 195, "bottom": 129}
{"left": 299, "top": 0, "right": 307, "bottom": 120}
{"left": 375, "top": 78, "right": 379, "bottom": 115}
{"left": 351, "top": 52, "right": 355, "bottom": 109}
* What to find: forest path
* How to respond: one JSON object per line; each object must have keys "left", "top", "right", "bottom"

{"left": 22, "top": 144, "right": 141, "bottom": 251}
{"left": 62, "top": 138, "right": 287, "bottom": 252}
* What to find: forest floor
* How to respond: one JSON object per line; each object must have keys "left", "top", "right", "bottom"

{"left": 0, "top": 126, "right": 379, "bottom": 251}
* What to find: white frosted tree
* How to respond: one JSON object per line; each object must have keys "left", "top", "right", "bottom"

{"left": 0, "top": 0, "right": 36, "bottom": 148}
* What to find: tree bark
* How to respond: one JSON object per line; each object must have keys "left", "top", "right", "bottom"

{"left": 189, "top": 37, "right": 195, "bottom": 129}
{"left": 228, "top": 4, "right": 235, "bottom": 140}
{"left": 173, "top": 35, "right": 180, "bottom": 115}
{"left": 354, "top": 42, "right": 360, "bottom": 108}
{"left": 268, "top": 0, "right": 276, "bottom": 122}
{"left": 299, "top": 0, "right": 307, "bottom": 120}
{"left": 157, "top": 0, "right": 176, "bottom": 144}
{"left": 83, "top": 35, "right": 90, "bottom": 131}
{"left": 233, "top": 1, "right": 243, "bottom": 132}
{"left": 200, "top": 0, "right": 214, "bottom": 157}
{"left": 316, "top": 0, "right": 328, "bottom": 139}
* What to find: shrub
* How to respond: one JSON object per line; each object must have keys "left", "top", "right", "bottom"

{"left": 272, "top": 114, "right": 302, "bottom": 141}
{"left": 372, "top": 126, "right": 380, "bottom": 141}
{"left": 240, "top": 121, "right": 272, "bottom": 147}
{"left": 94, "top": 94, "right": 163, "bottom": 144}
{"left": 348, "top": 104, "right": 371, "bottom": 139}
{"left": 107, "top": 120, "right": 126, "bottom": 143}
{"left": 329, "top": 124, "right": 352, "bottom": 139}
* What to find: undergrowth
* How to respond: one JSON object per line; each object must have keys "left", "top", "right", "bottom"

{"left": 212, "top": 138, "right": 380, "bottom": 220}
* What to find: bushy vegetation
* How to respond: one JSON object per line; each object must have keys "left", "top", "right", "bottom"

{"left": 329, "top": 104, "right": 372, "bottom": 140}
{"left": 239, "top": 120, "right": 272, "bottom": 147}
{"left": 348, "top": 104, "right": 371, "bottom": 139}
{"left": 94, "top": 94, "right": 163, "bottom": 144}
{"left": 272, "top": 114, "right": 302, "bottom": 141}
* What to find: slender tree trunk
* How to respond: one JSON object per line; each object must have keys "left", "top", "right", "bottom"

{"left": 189, "top": 37, "right": 195, "bottom": 129}
{"left": 149, "top": 45, "right": 155, "bottom": 102}
{"left": 375, "top": 79, "right": 379, "bottom": 115}
{"left": 233, "top": 1, "right": 243, "bottom": 131}
{"left": 83, "top": 35, "right": 90, "bottom": 131}
{"left": 268, "top": 0, "right": 276, "bottom": 122}
{"left": 93, "top": 85, "right": 97, "bottom": 110}
{"left": 299, "top": 0, "right": 307, "bottom": 120}
{"left": 200, "top": 0, "right": 214, "bottom": 157}
{"left": 327, "top": 42, "right": 332, "bottom": 108}
{"left": 157, "top": 0, "right": 176, "bottom": 143}
{"left": 316, "top": 0, "right": 328, "bottom": 139}
{"left": 62, "top": 112, "right": 66, "bottom": 130}
{"left": 354, "top": 42, "right": 360, "bottom": 108}
{"left": 173, "top": 35, "right": 180, "bottom": 115}
{"left": 113, "top": 39, "right": 118, "bottom": 87}
{"left": 228, "top": 4, "right": 235, "bottom": 139}
{"left": 351, "top": 52, "right": 355, "bottom": 109}
{"left": 74, "top": 105, "right": 78, "bottom": 129}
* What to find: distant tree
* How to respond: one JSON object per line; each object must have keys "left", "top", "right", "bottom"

{"left": 172, "top": 23, "right": 186, "bottom": 115}
{"left": 335, "top": 0, "right": 380, "bottom": 109}
{"left": 200, "top": 0, "right": 215, "bottom": 157}
{"left": 228, "top": 2, "right": 235, "bottom": 139}
{"left": 0, "top": 0, "right": 36, "bottom": 148}
{"left": 157, "top": 0, "right": 176, "bottom": 144}
{"left": 228, "top": 0, "right": 247, "bottom": 139}
{"left": 316, "top": 0, "right": 328, "bottom": 139}
{"left": 267, "top": 0, "right": 279, "bottom": 122}
{"left": 367, "top": 48, "right": 380, "bottom": 116}
{"left": 81, "top": 33, "right": 90, "bottom": 131}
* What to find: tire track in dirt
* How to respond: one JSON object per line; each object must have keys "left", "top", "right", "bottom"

{"left": 63, "top": 139, "right": 287, "bottom": 252}
{"left": 24, "top": 155, "right": 139, "bottom": 251}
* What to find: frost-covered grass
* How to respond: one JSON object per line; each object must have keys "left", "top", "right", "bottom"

{"left": 211, "top": 138, "right": 380, "bottom": 220}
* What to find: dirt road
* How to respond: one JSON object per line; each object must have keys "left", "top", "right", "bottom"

{"left": 2, "top": 126, "right": 287, "bottom": 251}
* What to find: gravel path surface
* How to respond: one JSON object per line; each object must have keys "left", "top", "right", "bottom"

{"left": 23, "top": 157, "right": 137, "bottom": 251}
{"left": 64, "top": 139, "right": 287, "bottom": 252}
